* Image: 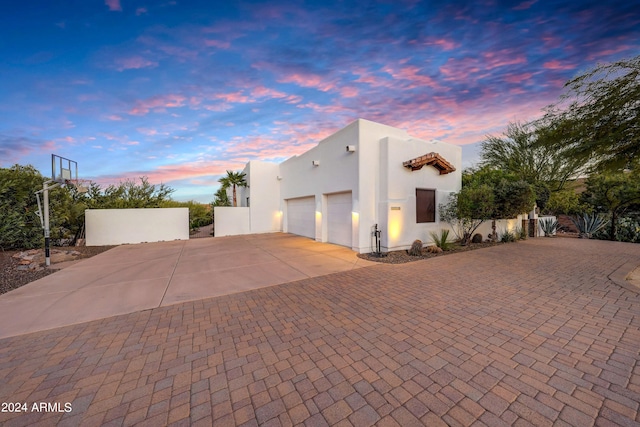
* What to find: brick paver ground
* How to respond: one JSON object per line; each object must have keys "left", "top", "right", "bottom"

{"left": 1, "top": 238, "right": 639, "bottom": 426}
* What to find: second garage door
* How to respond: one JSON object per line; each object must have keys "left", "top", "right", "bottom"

{"left": 286, "top": 196, "right": 315, "bottom": 239}
{"left": 327, "top": 192, "right": 352, "bottom": 248}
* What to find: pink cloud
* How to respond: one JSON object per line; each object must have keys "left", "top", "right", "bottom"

{"left": 340, "top": 87, "right": 358, "bottom": 98}
{"left": 155, "top": 44, "right": 199, "bottom": 62}
{"left": 129, "top": 94, "right": 187, "bottom": 116}
{"left": 540, "top": 34, "right": 564, "bottom": 50}
{"left": 278, "top": 73, "right": 335, "bottom": 92}
{"left": 383, "top": 65, "right": 441, "bottom": 89}
{"left": 91, "top": 160, "right": 245, "bottom": 189}
{"left": 105, "top": 0, "right": 122, "bottom": 12}
{"left": 296, "top": 102, "right": 352, "bottom": 115}
{"left": 513, "top": 0, "right": 537, "bottom": 10}
{"left": 353, "top": 68, "right": 395, "bottom": 89}
{"left": 585, "top": 43, "right": 633, "bottom": 61}
{"left": 543, "top": 60, "right": 576, "bottom": 70}
{"left": 504, "top": 72, "right": 534, "bottom": 84}
{"left": 114, "top": 56, "right": 158, "bottom": 71}
{"left": 440, "top": 51, "right": 527, "bottom": 82}
{"left": 251, "top": 86, "right": 302, "bottom": 103}
{"left": 425, "top": 38, "right": 459, "bottom": 51}
{"left": 204, "top": 39, "right": 231, "bottom": 49}
{"left": 214, "top": 92, "right": 251, "bottom": 103}
{"left": 482, "top": 51, "right": 527, "bottom": 69}
{"left": 251, "top": 86, "right": 287, "bottom": 99}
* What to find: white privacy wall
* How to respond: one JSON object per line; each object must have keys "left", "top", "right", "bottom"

{"left": 214, "top": 207, "right": 250, "bottom": 236}
{"left": 242, "top": 161, "right": 282, "bottom": 233}
{"left": 85, "top": 208, "right": 189, "bottom": 246}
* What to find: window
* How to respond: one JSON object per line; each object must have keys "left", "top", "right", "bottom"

{"left": 416, "top": 189, "right": 435, "bottom": 223}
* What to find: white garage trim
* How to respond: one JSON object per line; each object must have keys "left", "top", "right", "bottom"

{"left": 286, "top": 196, "right": 315, "bottom": 239}
{"left": 327, "top": 192, "right": 352, "bottom": 248}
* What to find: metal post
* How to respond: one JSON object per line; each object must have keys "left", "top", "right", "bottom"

{"left": 43, "top": 182, "right": 51, "bottom": 267}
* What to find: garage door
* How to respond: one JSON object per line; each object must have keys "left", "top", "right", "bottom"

{"left": 327, "top": 192, "right": 352, "bottom": 247}
{"left": 287, "top": 196, "right": 315, "bottom": 239}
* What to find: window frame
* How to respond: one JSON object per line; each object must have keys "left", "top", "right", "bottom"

{"left": 416, "top": 188, "right": 436, "bottom": 223}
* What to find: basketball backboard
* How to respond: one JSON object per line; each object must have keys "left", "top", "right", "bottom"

{"left": 51, "top": 154, "right": 78, "bottom": 184}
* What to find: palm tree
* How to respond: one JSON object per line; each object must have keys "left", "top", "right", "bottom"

{"left": 212, "top": 186, "right": 231, "bottom": 207}
{"left": 218, "top": 171, "right": 247, "bottom": 207}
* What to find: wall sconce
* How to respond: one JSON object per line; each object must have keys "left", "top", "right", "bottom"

{"left": 312, "top": 160, "right": 320, "bottom": 166}
{"left": 277, "top": 176, "right": 282, "bottom": 180}
{"left": 346, "top": 145, "right": 356, "bottom": 153}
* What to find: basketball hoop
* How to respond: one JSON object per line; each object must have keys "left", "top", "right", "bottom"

{"left": 65, "top": 179, "right": 89, "bottom": 193}
{"left": 36, "top": 154, "right": 85, "bottom": 267}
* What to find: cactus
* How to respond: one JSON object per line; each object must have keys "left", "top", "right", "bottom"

{"left": 408, "top": 239, "right": 423, "bottom": 256}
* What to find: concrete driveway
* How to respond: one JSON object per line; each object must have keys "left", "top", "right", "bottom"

{"left": 0, "top": 233, "right": 374, "bottom": 339}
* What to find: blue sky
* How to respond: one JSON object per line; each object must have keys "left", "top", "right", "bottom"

{"left": 1, "top": 0, "right": 638, "bottom": 202}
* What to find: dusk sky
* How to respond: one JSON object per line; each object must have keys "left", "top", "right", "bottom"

{"left": 1, "top": 1, "right": 638, "bottom": 202}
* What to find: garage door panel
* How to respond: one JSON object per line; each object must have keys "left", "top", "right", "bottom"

{"left": 287, "top": 197, "right": 315, "bottom": 239}
{"left": 327, "top": 192, "right": 352, "bottom": 248}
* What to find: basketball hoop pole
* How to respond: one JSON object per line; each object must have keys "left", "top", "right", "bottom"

{"left": 42, "top": 180, "right": 60, "bottom": 267}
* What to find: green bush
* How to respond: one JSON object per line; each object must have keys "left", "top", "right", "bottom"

{"left": 545, "top": 189, "right": 586, "bottom": 215}
{"left": 0, "top": 165, "right": 45, "bottom": 249}
{"left": 594, "top": 217, "right": 640, "bottom": 243}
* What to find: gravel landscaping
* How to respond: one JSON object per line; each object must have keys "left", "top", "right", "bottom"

{"left": 357, "top": 241, "right": 505, "bottom": 263}
{"left": 0, "top": 246, "right": 115, "bottom": 295}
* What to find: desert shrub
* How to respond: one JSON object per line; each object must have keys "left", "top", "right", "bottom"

{"left": 500, "top": 230, "right": 517, "bottom": 243}
{"left": 429, "top": 229, "right": 453, "bottom": 250}
{"left": 427, "top": 245, "right": 443, "bottom": 253}
{"left": 471, "top": 233, "right": 483, "bottom": 243}
{"left": 594, "top": 217, "right": 640, "bottom": 243}
{"left": 408, "top": 239, "right": 423, "bottom": 256}
{"left": 516, "top": 226, "right": 527, "bottom": 240}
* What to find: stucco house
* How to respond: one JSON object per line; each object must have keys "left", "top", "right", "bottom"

{"left": 215, "top": 118, "right": 462, "bottom": 253}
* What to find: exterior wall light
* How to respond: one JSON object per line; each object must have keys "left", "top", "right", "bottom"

{"left": 346, "top": 145, "right": 356, "bottom": 153}
{"left": 277, "top": 176, "right": 282, "bottom": 180}
{"left": 312, "top": 160, "right": 320, "bottom": 166}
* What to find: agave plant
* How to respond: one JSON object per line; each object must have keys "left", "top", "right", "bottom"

{"left": 539, "top": 218, "right": 558, "bottom": 237}
{"left": 500, "top": 229, "right": 517, "bottom": 243}
{"left": 571, "top": 213, "right": 608, "bottom": 239}
{"left": 429, "top": 229, "right": 454, "bottom": 251}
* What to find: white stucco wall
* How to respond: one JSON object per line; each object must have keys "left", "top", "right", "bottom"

{"left": 464, "top": 214, "right": 556, "bottom": 240}
{"left": 85, "top": 208, "right": 189, "bottom": 246}
{"left": 214, "top": 207, "right": 250, "bottom": 236}
{"left": 474, "top": 214, "right": 527, "bottom": 241}
{"left": 357, "top": 120, "right": 412, "bottom": 253}
{"left": 377, "top": 134, "right": 462, "bottom": 252}
{"left": 242, "top": 161, "right": 281, "bottom": 233}
{"left": 279, "top": 121, "right": 360, "bottom": 246}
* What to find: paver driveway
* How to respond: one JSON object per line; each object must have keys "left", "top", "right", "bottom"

{"left": 1, "top": 238, "right": 639, "bottom": 426}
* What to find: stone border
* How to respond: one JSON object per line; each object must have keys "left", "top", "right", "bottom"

{"left": 609, "top": 260, "right": 640, "bottom": 293}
